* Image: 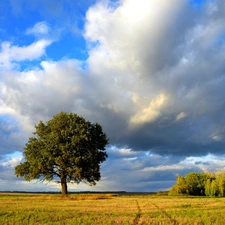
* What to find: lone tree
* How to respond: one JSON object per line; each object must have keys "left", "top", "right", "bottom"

{"left": 15, "top": 112, "right": 108, "bottom": 195}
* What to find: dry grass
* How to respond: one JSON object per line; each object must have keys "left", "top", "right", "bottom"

{"left": 1, "top": 193, "right": 225, "bottom": 224}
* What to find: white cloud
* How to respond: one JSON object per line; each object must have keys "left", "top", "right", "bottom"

{"left": 175, "top": 112, "right": 187, "bottom": 122}
{"left": 4, "top": 152, "right": 23, "bottom": 168}
{"left": 26, "top": 21, "right": 50, "bottom": 36}
{"left": 211, "top": 135, "right": 222, "bottom": 141}
{"left": 0, "top": 21, "right": 54, "bottom": 71}
{"left": 0, "top": 58, "right": 87, "bottom": 137}
{"left": 85, "top": 0, "right": 186, "bottom": 76}
{"left": 210, "top": 128, "right": 224, "bottom": 142}
{"left": 130, "top": 94, "right": 169, "bottom": 125}
{"left": 141, "top": 165, "right": 185, "bottom": 172}
{"left": 0, "top": 40, "right": 52, "bottom": 70}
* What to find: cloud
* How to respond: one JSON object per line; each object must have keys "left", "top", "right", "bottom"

{"left": 1, "top": 40, "right": 51, "bottom": 61}
{"left": 0, "top": 59, "right": 85, "bottom": 128}
{"left": 92, "top": 149, "right": 225, "bottom": 192}
{"left": 0, "top": 21, "right": 56, "bottom": 71}
{"left": 0, "top": 40, "right": 52, "bottom": 71}
{"left": 130, "top": 94, "right": 169, "bottom": 125}
{"left": 0, "top": 116, "right": 26, "bottom": 155}
{"left": 2, "top": 0, "right": 225, "bottom": 158}
{"left": 26, "top": 21, "right": 50, "bottom": 36}
{"left": 175, "top": 112, "right": 187, "bottom": 122}
{"left": 85, "top": 0, "right": 187, "bottom": 75}
{"left": 83, "top": 0, "right": 225, "bottom": 156}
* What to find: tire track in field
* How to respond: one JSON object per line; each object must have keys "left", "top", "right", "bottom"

{"left": 151, "top": 202, "right": 178, "bottom": 225}
{"left": 132, "top": 200, "right": 142, "bottom": 225}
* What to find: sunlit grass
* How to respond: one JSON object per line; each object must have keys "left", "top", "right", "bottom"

{"left": 1, "top": 193, "right": 225, "bottom": 224}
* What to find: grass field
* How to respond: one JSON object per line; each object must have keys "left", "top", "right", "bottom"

{"left": 1, "top": 193, "right": 225, "bottom": 225}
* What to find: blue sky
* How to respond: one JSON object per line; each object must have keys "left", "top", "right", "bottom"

{"left": 1, "top": 0, "right": 225, "bottom": 193}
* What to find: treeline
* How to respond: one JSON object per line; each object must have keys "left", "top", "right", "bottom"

{"left": 169, "top": 171, "right": 225, "bottom": 197}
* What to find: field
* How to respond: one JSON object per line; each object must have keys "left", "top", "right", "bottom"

{"left": 1, "top": 193, "right": 225, "bottom": 225}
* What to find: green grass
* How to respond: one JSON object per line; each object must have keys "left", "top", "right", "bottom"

{"left": 1, "top": 193, "right": 225, "bottom": 224}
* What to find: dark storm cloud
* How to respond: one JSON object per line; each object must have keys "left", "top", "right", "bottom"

{"left": 113, "top": 115, "right": 225, "bottom": 156}
{"left": 0, "top": 116, "right": 25, "bottom": 154}
{"left": 100, "top": 149, "right": 206, "bottom": 191}
{"left": 0, "top": 165, "right": 15, "bottom": 180}
{"left": 195, "top": 161, "right": 210, "bottom": 166}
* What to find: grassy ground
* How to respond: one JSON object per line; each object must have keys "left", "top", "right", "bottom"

{"left": 1, "top": 193, "right": 225, "bottom": 224}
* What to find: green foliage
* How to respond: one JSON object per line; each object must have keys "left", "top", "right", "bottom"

{"left": 185, "top": 172, "right": 207, "bottom": 196}
{"left": 205, "top": 179, "right": 212, "bottom": 196}
{"left": 216, "top": 170, "right": 225, "bottom": 197}
{"left": 169, "top": 170, "right": 225, "bottom": 197}
{"left": 169, "top": 175, "right": 188, "bottom": 195}
{"left": 15, "top": 112, "right": 108, "bottom": 195}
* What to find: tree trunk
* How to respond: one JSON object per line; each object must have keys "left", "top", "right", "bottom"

{"left": 61, "top": 175, "right": 68, "bottom": 196}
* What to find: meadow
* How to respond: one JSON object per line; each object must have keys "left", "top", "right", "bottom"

{"left": 1, "top": 193, "right": 225, "bottom": 225}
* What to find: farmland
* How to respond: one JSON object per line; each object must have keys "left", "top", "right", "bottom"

{"left": 1, "top": 193, "right": 225, "bottom": 224}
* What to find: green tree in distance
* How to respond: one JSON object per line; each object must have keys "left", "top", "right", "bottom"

{"left": 15, "top": 112, "right": 109, "bottom": 196}
{"left": 169, "top": 171, "right": 225, "bottom": 197}
{"left": 185, "top": 172, "right": 207, "bottom": 196}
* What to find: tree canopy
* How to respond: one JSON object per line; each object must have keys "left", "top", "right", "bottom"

{"left": 169, "top": 171, "right": 225, "bottom": 197}
{"left": 15, "top": 112, "right": 109, "bottom": 195}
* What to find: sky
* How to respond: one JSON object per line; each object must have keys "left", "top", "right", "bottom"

{"left": 1, "top": 0, "right": 225, "bottom": 193}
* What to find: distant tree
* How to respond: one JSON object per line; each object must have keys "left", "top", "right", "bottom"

{"left": 169, "top": 175, "right": 188, "bottom": 195}
{"left": 216, "top": 170, "right": 225, "bottom": 197}
{"left": 205, "top": 179, "right": 212, "bottom": 196}
{"left": 197, "top": 173, "right": 208, "bottom": 195}
{"left": 169, "top": 172, "right": 208, "bottom": 196}
{"left": 210, "top": 180, "right": 219, "bottom": 196}
{"left": 15, "top": 112, "right": 109, "bottom": 196}
{"left": 185, "top": 172, "right": 206, "bottom": 196}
